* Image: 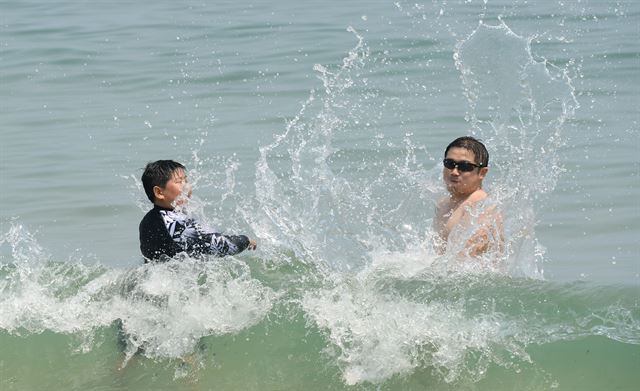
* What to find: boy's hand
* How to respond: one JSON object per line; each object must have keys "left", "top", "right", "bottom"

{"left": 248, "top": 239, "right": 257, "bottom": 250}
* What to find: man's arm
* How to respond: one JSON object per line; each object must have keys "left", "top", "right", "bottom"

{"left": 463, "top": 205, "right": 504, "bottom": 258}
{"left": 432, "top": 198, "right": 450, "bottom": 255}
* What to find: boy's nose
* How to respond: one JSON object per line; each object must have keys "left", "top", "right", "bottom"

{"left": 183, "top": 183, "right": 193, "bottom": 197}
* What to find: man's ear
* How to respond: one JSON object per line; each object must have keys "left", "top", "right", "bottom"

{"left": 478, "top": 166, "right": 489, "bottom": 179}
{"left": 153, "top": 185, "right": 165, "bottom": 200}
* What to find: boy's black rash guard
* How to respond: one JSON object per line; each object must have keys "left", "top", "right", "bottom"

{"left": 139, "top": 205, "right": 250, "bottom": 262}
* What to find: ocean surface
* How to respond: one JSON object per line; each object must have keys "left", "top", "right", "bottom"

{"left": 1, "top": 0, "right": 638, "bottom": 390}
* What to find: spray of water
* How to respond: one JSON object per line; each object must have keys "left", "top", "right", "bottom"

{"left": 454, "top": 20, "right": 578, "bottom": 277}
{"left": 0, "top": 9, "right": 587, "bottom": 389}
{"left": 0, "top": 221, "right": 276, "bottom": 377}
{"left": 244, "top": 18, "right": 580, "bottom": 385}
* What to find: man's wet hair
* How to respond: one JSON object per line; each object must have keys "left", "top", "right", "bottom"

{"left": 444, "top": 136, "right": 489, "bottom": 167}
{"left": 142, "top": 160, "right": 185, "bottom": 202}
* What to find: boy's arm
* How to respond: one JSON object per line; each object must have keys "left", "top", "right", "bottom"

{"left": 168, "top": 213, "right": 257, "bottom": 257}
{"left": 209, "top": 233, "right": 254, "bottom": 256}
{"left": 210, "top": 233, "right": 249, "bottom": 256}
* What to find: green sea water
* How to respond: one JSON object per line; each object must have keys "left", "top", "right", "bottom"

{"left": 1, "top": 259, "right": 638, "bottom": 390}
{"left": 1, "top": 0, "right": 639, "bottom": 390}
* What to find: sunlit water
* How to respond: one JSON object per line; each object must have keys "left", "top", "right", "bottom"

{"left": 1, "top": 1, "right": 638, "bottom": 390}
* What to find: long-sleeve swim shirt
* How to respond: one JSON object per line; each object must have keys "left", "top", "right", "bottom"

{"left": 139, "top": 205, "right": 250, "bottom": 262}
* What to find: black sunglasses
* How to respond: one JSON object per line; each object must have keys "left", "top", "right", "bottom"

{"left": 443, "top": 158, "right": 483, "bottom": 172}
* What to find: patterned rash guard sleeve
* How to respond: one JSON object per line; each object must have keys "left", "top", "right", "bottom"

{"left": 160, "top": 209, "right": 250, "bottom": 257}
{"left": 210, "top": 233, "right": 250, "bottom": 256}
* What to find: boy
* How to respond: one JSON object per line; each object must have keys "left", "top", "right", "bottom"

{"left": 433, "top": 136, "right": 503, "bottom": 257}
{"left": 139, "top": 160, "right": 256, "bottom": 262}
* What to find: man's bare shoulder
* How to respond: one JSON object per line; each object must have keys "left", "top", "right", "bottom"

{"left": 467, "top": 189, "right": 488, "bottom": 204}
{"left": 473, "top": 195, "right": 503, "bottom": 222}
{"left": 436, "top": 196, "right": 449, "bottom": 209}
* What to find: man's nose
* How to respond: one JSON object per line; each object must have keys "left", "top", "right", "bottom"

{"left": 450, "top": 167, "right": 460, "bottom": 175}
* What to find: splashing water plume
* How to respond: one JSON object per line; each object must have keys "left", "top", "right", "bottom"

{"left": 3, "top": 3, "right": 635, "bottom": 390}
{"left": 246, "top": 19, "right": 582, "bottom": 386}
{"left": 454, "top": 21, "right": 578, "bottom": 277}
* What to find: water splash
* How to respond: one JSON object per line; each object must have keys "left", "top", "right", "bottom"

{"left": 250, "top": 26, "right": 375, "bottom": 270}
{"left": 454, "top": 20, "right": 578, "bottom": 277}
{"left": 0, "top": 222, "right": 276, "bottom": 373}
{"left": 245, "top": 16, "right": 584, "bottom": 386}
{"left": 0, "top": 5, "right": 616, "bottom": 390}
{"left": 112, "top": 257, "right": 276, "bottom": 365}
{"left": 1, "top": 223, "right": 638, "bottom": 387}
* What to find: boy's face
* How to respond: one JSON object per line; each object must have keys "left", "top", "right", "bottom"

{"left": 153, "top": 169, "right": 191, "bottom": 208}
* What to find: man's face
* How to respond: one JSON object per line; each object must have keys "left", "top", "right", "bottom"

{"left": 155, "top": 169, "right": 192, "bottom": 207}
{"left": 443, "top": 147, "right": 488, "bottom": 197}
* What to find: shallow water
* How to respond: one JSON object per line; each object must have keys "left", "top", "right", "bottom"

{"left": 1, "top": 0, "right": 639, "bottom": 389}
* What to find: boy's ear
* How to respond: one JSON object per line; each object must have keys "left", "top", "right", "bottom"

{"left": 153, "top": 185, "right": 165, "bottom": 200}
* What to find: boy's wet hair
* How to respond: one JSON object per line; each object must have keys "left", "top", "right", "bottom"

{"left": 444, "top": 136, "right": 489, "bottom": 167}
{"left": 142, "top": 160, "right": 185, "bottom": 202}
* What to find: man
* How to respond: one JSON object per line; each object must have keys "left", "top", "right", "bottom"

{"left": 433, "top": 136, "right": 503, "bottom": 258}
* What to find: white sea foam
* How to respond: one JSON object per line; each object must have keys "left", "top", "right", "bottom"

{"left": 0, "top": 222, "right": 276, "bottom": 364}
{"left": 301, "top": 270, "right": 528, "bottom": 385}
